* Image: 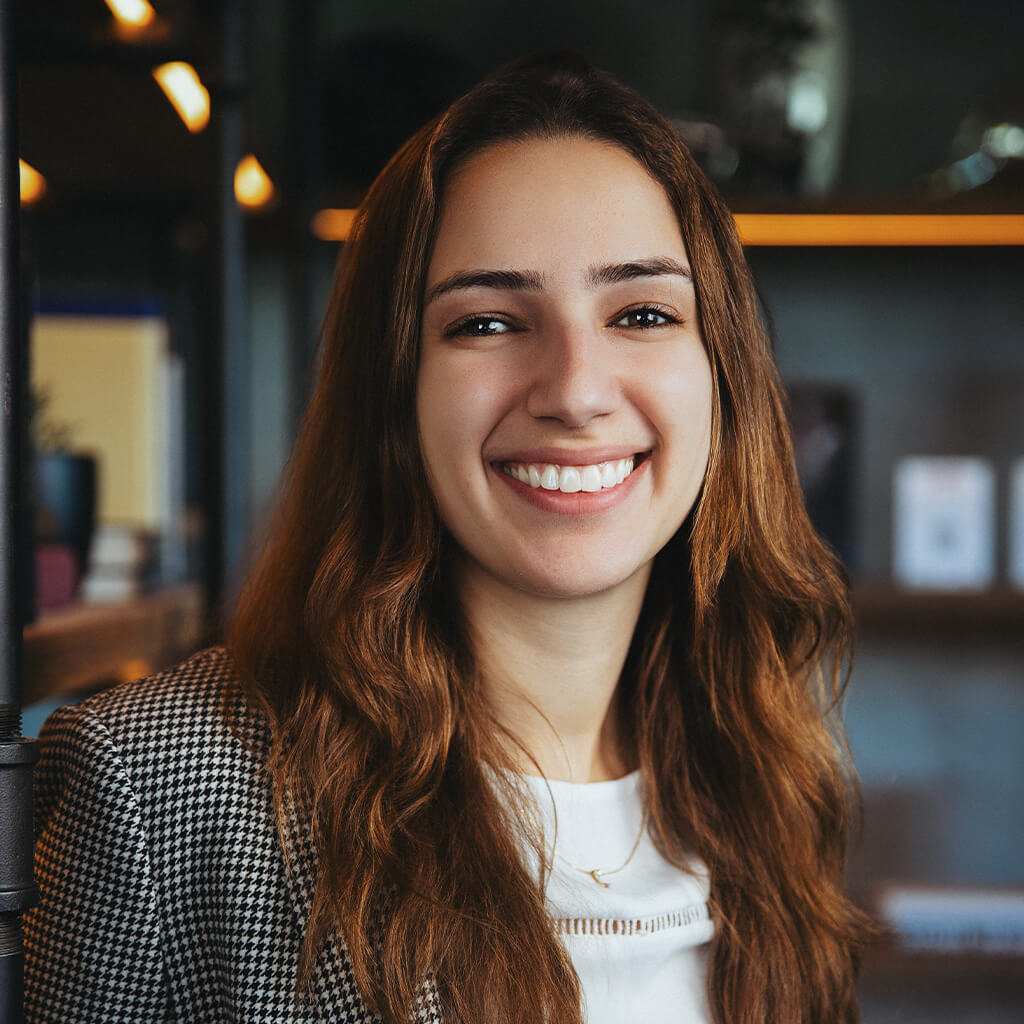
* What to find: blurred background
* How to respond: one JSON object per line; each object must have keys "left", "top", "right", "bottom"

{"left": 14, "top": 1, "right": 1024, "bottom": 1020}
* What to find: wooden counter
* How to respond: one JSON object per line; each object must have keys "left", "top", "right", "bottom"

{"left": 23, "top": 583, "right": 206, "bottom": 705}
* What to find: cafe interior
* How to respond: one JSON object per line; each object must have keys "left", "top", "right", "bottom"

{"left": 8, "top": 0, "right": 1024, "bottom": 1019}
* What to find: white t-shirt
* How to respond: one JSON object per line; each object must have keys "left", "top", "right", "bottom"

{"left": 517, "top": 770, "right": 714, "bottom": 1024}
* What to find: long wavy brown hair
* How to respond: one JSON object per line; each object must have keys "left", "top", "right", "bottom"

{"left": 231, "top": 52, "right": 874, "bottom": 1024}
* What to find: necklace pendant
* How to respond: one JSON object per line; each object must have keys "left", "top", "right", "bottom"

{"left": 587, "top": 869, "right": 611, "bottom": 888}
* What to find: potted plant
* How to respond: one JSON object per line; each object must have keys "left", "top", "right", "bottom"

{"left": 31, "top": 386, "right": 97, "bottom": 608}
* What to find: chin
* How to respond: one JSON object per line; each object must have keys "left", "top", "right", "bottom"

{"left": 505, "top": 556, "right": 654, "bottom": 603}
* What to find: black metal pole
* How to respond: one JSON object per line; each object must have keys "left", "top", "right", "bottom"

{"left": 285, "top": 0, "right": 322, "bottom": 435}
{"left": 218, "top": 0, "right": 249, "bottom": 600}
{"left": 0, "top": 0, "right": 40, "bottom": 1021}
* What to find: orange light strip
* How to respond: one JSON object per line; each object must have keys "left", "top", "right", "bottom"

{"left": 735, "top": 213, "right": 1024, "bottom": 246}
{"left": 312, "top": 210, "right": 1024, "bottom": 246}
{"left": 311, "top": 208, "right": 358, "bottom": 241}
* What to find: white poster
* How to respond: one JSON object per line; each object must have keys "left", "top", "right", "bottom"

{"left": 1010, "top": 459, "right": 1024, "bottom": 590}
{"left": 893, "top": 457, "right": 995, "bottom": 590}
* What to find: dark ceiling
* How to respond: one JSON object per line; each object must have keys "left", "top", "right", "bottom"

{"left": 15, "top": 0, "right": 1024, "bottom": 220}
{"left": 17, "top": 0, "right": 218, "bottom": 204}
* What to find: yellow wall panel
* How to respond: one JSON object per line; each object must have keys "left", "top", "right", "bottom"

{"left": 31, "top": 315, "right": 169, "bottom": 530}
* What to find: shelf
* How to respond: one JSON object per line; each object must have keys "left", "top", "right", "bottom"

{"left": 22, "top": 582, "right": 206, "bottom": 705}
{"left": 733, "top": 213, "right": 1024, "bottom": 246}
{"left": 859, "top": 945, "right": 1024, "bottom": 1019}
{"left": 852, "top": 582, "right": 1024, "bottom": 641}
{"left": 311, "top": 208, "right": 1024, "bottom": 246}
{"left": 863, "top": 946, "right": 1024, "bottom": 975}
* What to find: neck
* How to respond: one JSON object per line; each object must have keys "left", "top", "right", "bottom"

{"left": 457, "top": 559, "right": 650, "bottom": 783}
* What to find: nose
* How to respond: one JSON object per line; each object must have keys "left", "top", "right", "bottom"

{"left": 525, "top": 321, "right": 621, "bottom": 427}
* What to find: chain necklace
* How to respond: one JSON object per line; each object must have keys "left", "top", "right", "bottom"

{"left": 549, "top": 806, "right": 649, "bottom": 889}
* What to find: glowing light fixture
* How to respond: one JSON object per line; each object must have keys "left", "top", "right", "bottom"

{"left": 104, "top": 0, "right": 156, "bottom": 28}
{"left": 734, "top": 213, "right": 1024, "bottom": 247}
{"left": 234, "top": 155, "right": 275, "bottom": 209}
{"left": 19, "top": 159, "right": 47, "bottom": 205}
{"left": 311, "top": 208, "right": 358, "bottom": 241}
{"left": 984, "top": 123, "right": 1024, "bottom": 160}
{"left": 153, "top": 62, "right": 210, "bottom": 133}
{"left": 311, "top": 210, "right": 1024, "bottom": 247}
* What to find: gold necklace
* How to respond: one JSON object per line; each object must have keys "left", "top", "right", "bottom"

{"left": 550, "top": 806, "right": 649, "bottom": 889}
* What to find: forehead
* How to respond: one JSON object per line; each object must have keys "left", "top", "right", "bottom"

{"left": 427, "top": 136, "right": 688, "bottom": 282}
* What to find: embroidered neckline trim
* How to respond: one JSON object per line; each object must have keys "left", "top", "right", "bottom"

{"left": 552, "top": 902, "right": 710, "bottom": 936}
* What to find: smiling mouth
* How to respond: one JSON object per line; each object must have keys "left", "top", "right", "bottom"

{"left": 500, "top": 455, "right": 645, "bottom": 493}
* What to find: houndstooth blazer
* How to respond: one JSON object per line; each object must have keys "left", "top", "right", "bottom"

{"left": 24, "top": 647, "right": 443, "bottom": 1023}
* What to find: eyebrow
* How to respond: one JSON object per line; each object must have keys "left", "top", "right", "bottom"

{"left": 587, "top": 257, "right": 692, "bottom": 288}
{"left": 425, "top": 268, "right": 544, "bottom": 305}
{"left": 424, "top": 257, "right": 691, "bottom": 305}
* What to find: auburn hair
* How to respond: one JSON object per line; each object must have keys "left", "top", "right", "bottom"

{"left": 231, "top": 52, "right": 875, "bottom": 1024}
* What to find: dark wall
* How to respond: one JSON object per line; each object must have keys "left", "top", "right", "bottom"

{"left": 304, "top": 0, "right": 1024, "bottom": 195}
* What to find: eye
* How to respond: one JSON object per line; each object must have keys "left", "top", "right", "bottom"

{"left": 444, "top": 315, "right": 515, "bottom": 339}
{"left": 612, "top": 305, "right": 681, "bottom": 330}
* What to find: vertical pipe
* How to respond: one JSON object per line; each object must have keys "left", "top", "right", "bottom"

{"left": 285, "top": 0, "right": 321, "bottom": 434}
{"left": 218, "top": 0, "right": 249, "bottom": 600}
{"left": 0, "top": 0, "right": 22, "bottom": 722}
{"left": 0, "top": 0, "right": 40, "bottom": 1020}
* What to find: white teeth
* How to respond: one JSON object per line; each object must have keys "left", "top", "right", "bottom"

{"left": 580, "top": 465, "right": 602, "bottom": 492}
{"left": 558, "top": 466, "right": 582, "bottom": 493}
{"left": 503, "top": 456, "right": 638, "bottom": 492}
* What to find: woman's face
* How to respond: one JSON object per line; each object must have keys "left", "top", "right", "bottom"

{"left": 416, "top": 135, "right": 713, "bottom": 602}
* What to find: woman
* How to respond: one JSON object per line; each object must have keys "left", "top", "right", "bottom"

{"left": 26, "top": 53, "right": 872, "bottom": 1023}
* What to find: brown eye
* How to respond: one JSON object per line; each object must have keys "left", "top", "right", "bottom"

{"left": 445, "top": 316, "right": 513, "bottom": 339}
{"left": 613, "top": 306, "right": 678, "bottom": 329}
{"left": 469, "top": 318, "right": 506, "bottom": 335}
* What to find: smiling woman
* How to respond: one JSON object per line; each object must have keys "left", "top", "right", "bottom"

{"left": 418, "top": 136, "right": 713, "bottom": 614}
{"left": 25, "top": 53, "right": 875, "bottom": 1024}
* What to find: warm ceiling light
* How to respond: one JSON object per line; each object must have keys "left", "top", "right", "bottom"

{"left": 104, "top": 0, "right": 156, "bottom": 29}
{"left": 734, "top": 213, "right": 1024, "bottom": 246}
{"left": 234, "top": 155, "right": 274, "bottom": 209}
{"left": 153, "top": 62, "right": 210, "bottom": 133}
{"left": 19, "top": 159, "right": 47, "bottom": 205}
{"left": 311, "top": 208, "right": 358, "bottom": 241}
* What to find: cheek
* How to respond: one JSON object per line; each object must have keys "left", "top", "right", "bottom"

{"left": 416, "top": 357, "right": 491, "bottom": 510}
{"left": 416, "top": 351, "right": 520, "bottom": 460}
{"left": 415, "top": 363, "right": 446, "bottom": 504}
{"left": 646, "top": 351, "right": 714, "bottom": 451}
{"left": 646, "top": 359, "right": 715, "bottom": 519}
{"left": 415, "top": 363, "right": 444, "bottom": 463}
{"left": 688, "top": 367, "right": 715, "bottom": 463}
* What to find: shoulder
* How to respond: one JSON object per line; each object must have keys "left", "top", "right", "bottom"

{"left": 45, "top": 645, "right": 265, "bottom": 749}
{"left": 29, "top": 653, "right": 330, "bottom": 1021}
{"left": 63, "top": 644, "right": 256, "bottom": 731}
{"left": 36, "top": 647, "right": 272, "bottom": 829}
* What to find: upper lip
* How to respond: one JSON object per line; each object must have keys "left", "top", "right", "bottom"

{"left": 489, "top": 446, "right": 649, "bottom": 466}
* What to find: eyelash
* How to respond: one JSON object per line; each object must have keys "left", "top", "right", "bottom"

{"left": 442, "top": 304, "right": 682, "bottom": 339}
{"left": 443, "top": 315, "right": 516, "bottom": 339}
{"left": 611, "top": 304, "right": 681, "bottom": 329}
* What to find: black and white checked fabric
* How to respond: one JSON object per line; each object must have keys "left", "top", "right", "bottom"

{"left": 24, "top": 647, "right": 444, "bottom": 1023}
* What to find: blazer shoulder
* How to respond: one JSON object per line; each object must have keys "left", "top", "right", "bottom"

{"left": 62, "top": 645, "right": 266, "bottom": 750}
{"left": 37, "top": 647, "right": 272, "bottom": 818}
